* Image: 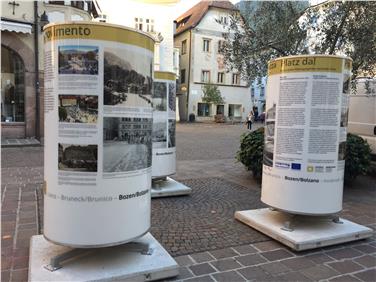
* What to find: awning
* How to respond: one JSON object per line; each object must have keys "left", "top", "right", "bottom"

{"left": 1, "top": 20, "right": 32, "bottom": 34}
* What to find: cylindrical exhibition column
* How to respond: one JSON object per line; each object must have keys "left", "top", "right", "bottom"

{"left": 152, "top": 71, "right": 176, "bottom": 179}
{"left": 43, "top": 22, "right": 154, "bottom": 247}
{"left": 262, "top": 55, "right": 352, "bottom": 215}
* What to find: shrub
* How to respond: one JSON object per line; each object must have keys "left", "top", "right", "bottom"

{"left": 236, "top": 130, "right": 372, "bottom": 183}
{"left": 345, "top": 133, "right": 372, "bottom": 182}
{"left": 236, "top": 127, "right": 264, "bottom": 179}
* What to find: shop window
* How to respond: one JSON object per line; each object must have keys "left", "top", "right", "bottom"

{"left": 197, "top": 103, "right": 211, "bottom": 117}
{"left": 1, "top": 45, "right": 25, "bottom": 122}
{"left": 216, "top": 104, "right": 224, "bottom": 115}
{"left": 228, "top": 104, "right": 242, "bottom": 117}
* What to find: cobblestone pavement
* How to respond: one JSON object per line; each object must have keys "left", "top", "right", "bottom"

{"left": 2, "top": 123, "right": 376, "bottom": 282}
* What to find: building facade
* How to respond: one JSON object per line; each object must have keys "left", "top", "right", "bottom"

{"left": 250, "top": 77, "right": 266, "bottom": 117}
{"left": 100, "top": 0, "right": 180, "bottom": 75}
{"left": 174, "top": 0, "right": 252, "bottom": 122}
{"left": 1, "top": 0, "right": 99, "bottom": 140}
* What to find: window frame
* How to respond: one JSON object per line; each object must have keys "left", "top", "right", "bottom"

{"left": 180, "top": 69, "right": 186, "bottom": 84}
{"left": 197, "top": 102, "right": 211, "bottom": 117}
{"left": 181, "top": 40, "right": 187, "bottom": 55}
{"left": 203, "top": 38, "right": 211, "bottom": 52}
{"left": 232, "top": 73, "right": 240, "bottom": 85}
{"left": 217, "top": 72, "right": 225, "bottom": 84}
{"left": 201, "top": 70, "right": 210, "bottom": 83}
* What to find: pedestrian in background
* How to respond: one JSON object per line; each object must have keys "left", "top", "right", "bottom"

{"left": 247, "top": 110, "right": 254, "bottom": 130}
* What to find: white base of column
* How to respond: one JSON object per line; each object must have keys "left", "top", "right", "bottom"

{"left": 28, "top": 233, "right": 179, "bottom": 281}
{"left": 151, "top": 177, "right": 192, "bottom": 198}
{"left": 235, "top": 208, "right": 373, "bottom": 251}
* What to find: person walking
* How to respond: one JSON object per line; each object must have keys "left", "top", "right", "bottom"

{"left": 247, "top": 110, "right": 254, "bottom": 130}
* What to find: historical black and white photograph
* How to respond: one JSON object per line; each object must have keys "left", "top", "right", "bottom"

{"left": 342, "top": 74, "right": 350, "bottom": 94}
{"left": 58, "top": 95, "right": 98, "bottom": 123}
{"left": 263, "top": 120, "right": 275, "bottom": 167}
{"left": 58, "top": 45, "right": 98, "bottom": 75}
{"left": 152, "top": 121, "right": 167, "bottom": 148}
{"left": 168, "top": 83, "right": 176, "bottom": 112}
{"left": 58, "top": 144, "right": 98, "bottom": 172}
{"left": 103, "top": 48, "right": 153, "bottom": 107}
{"left": 338, "top": 141, "right": 346, "bottom": 161}
{"left": 103, "top": 117, "right": 152, "bottom": 173}
{"left": 168, "top": 119, "right": 176, "bottom": 148}
{"left": 153, "top": 82, "right": 167, "bottom": 111}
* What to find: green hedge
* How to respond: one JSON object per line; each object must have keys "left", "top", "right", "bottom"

{"left": 236, "top": 130, "right": 371, "bottom": 184}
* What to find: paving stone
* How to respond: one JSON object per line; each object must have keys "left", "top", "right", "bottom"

{"left": 210, "top": 258, "right": 241, "bottom": 271}
{"left": 150, "top": 177, "right": 266, "bottom": 256}
{"left": 280, "top": 257, "right": 316, "bottom": 270}
{"left": 237, "top": 265, "right": 269, "bottom": 280}
{"left": 300, "top": 265, "right": 340, "bottom": 280}
{"left": 235, "top": 253, "right": 267, "bottom": 266}
{"left": 261, "top": 249, "right": 294, "bottom": 261}
{"left": 329, "top": 275, "right": 361, "bottom": 282}
{"left": 276, "top": 271, "right": 313, "bottom": 281}
{"left": 212, "top": 270, "right": 246, "bottom": 282}
{"left": 328, "top": 260, "right": 364, "bottom": 274}
{"left": 183, "top": 275, "right": 215, "bottom": 282}
{"left": 326, "top": 248, "right": 364, "bottom": 260}
{"left": 170, "top": 266, "right": 194, "bottom": 280}
{"left": 352, "top": 244, "right": 376, "bottom": 254}
{"left": 305, "top": 252, "right": 333, "bottom": 264}
{"left": 1, "top": 270, "right": 10, "bottom": 282}
{"left": 354, "top": 269, "right": 376, "bottom": 282}
{"left": 232, "top": 244, "right": 258, "bottom": 255}
{"left": 209, "top": 248, "right": 238, "bottom": 259}
{"left": 190, "top": 252, "right": 214, "bottom": 263}
{"left": 259, "top": 261, "right": 290, "bottom": 275}
{"left": 354, "top": 255, "right": 376, "bottom": 268}
{"left": 10, "top": 268, "right": 28, "bottom": 282}
{"left": 175, "top": 255, "right": 195, "bottom": 267}
{"left": 253, "top": 240, "right": 284, "bottom": 251}
{"left": 189, "top": 263, "right": 216, "bottom": 276}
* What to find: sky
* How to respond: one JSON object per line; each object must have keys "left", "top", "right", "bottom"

{"left": 98, "top": 0, "right": 239, "bottom": 24}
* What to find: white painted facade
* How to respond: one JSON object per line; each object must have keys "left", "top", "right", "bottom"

{"left": 175, "top": 7, "right": 252, "bottom": 122}
{"left": 102, "top": 0, "right": 179, "bottom": 74}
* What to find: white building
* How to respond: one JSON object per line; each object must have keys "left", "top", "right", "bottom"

{"left": 250, "top": 77, "right": 266, "bottom": 117}
{"left": 174, "top": 0, "right": 252, "bottom": 122}
{"left": 99, "top": 0, "right": 180, "bottom": 76}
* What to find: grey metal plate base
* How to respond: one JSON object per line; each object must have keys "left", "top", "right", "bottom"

{"left": 28, "top": 233, "right": 179, "bottom": 281}
{"left": 151, "top": 177, "right": 192, "bottom": 198}
{"left": 235, "top": 208, "right": 373, "bottom": 251}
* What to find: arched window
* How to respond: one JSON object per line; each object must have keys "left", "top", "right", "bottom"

{"left": 1, "top": 45, "right": 25, "bottom": 122}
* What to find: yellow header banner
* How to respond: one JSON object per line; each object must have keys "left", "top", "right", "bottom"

{"left": 155, "top": 71, "right": 176, "bottom": 81}
{"left": 44, "top": 23, "right": 154, "bottom": 52}
{"left": 268, "top": 56, "right": 346, "bottom": 76}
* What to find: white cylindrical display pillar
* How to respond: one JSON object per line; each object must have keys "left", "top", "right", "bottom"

{"left": 262, "top": 55, "right": 352, "bottom": 215}
{"left": 43, "top": 22, "right": 154, "bottom": 247}
{"left": 152, "top": 71, "right": 176, "bottom": 178}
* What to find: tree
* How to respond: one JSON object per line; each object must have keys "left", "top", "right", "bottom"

{"left": 201, "top": 83, "right": 225, "bottom": 105}
{"left": 222, "top": 1, "right": 376, "bottom": 82}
